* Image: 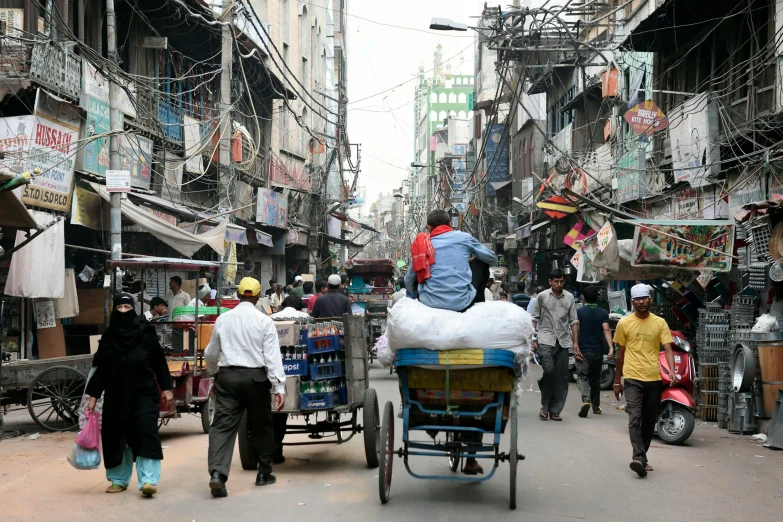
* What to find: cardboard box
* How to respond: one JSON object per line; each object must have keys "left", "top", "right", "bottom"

{"left": 274, "top": 321, "right": 299, "bottom": 347}
{"left": 89, "top": 335, "right": 102, "bottom": 354}
{"left": 300, "top": 274, "right": 315, "bottom": 283}
{"left": 181, "top": 278, "right": 208, "bottom": 301}
{"left": 37, "top": 321, "right": 66, "bottom": 359}
{"left": 271, "top": 376, "right": 300, "bottom": 412}
{"left": 72, "top": 289, "right": 108, "bottom": 325}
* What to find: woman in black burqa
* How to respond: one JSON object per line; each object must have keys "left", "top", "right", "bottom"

{"left": 85, "top": 293, "right": 173, "bottom": 496}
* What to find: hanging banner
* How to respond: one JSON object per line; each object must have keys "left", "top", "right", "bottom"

{"left": 183, "top": 115, "right": 205, "bottom": 174}
{"left": 485, "top": 123, "right": 510, "bottom": 196}
{"left": 117, "top": 134, "right": 153, "bottom": 189}
{"left": 81, "top": 96, "right": 113, "bottom": 177}
{"left": 255, "top": 188, "right": 289, "bottom": 229}
{"left": 623, "top": 100, "right": 669, "bottom": 138}
{"left": 631, "top": 220, "right": 734, "bottom": 272}
{"left": 70, "top": 186, "right": 109, "bottom": 230}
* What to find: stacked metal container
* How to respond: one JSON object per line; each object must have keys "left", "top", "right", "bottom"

{"left": 696, "top": 305, "right": 730, "bottom": 422}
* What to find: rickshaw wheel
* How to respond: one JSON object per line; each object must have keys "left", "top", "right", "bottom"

{"left": 201, "top": 392, "right": 216, "bottom": 434}
{"left": 509, "top": 403, "right": 519, "bottom": 510}
{"left": 446, "top": 432, "right": 461, "bottom": 472}
{"left": 378, "top": 401, "right": 394, "bottom": 504}
{"left": 363, "top": 388, "right": 380, "bottom": 468}
{"left": 27, "top": 366, "right": 85, "bottom": 432}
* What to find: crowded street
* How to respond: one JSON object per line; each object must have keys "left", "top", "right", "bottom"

{"left": 1, "top": 364, "right": 781, "bottom": 522}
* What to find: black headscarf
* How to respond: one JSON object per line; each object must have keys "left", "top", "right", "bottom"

{"left": 108, "top": 293, "right": 141, "bottom": 353}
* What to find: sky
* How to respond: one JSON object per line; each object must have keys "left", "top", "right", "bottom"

{"left": 345, "top": 0, "right": 489, "bottom": 217}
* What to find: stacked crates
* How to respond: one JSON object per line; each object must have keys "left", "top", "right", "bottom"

{"left": 697, "top": 306, "right": 730, "bottom": 422}
{"left": 297, "top": 321, "right": 348, "bottom": 410}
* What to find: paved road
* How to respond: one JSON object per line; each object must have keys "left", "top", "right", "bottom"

{"left": 1, "top": 364, "right": 782, "bottom": 522}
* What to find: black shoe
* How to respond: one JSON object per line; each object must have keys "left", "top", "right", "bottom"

{"left": 273, "top": 455, "right": 286, "bottom": 464}
{"left": 579, "top": 402, "right": 590, "bottom": 418}
{"left": 209, "top": 472, "right": 227, "bottom": 497}
{"left": 256, "top": 472, "right": 276, "bottom": 486}
{"left": 630, "top": 460, "right": 647, "bottom": 478}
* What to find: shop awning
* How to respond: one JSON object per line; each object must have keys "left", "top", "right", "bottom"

{"left": 490, "top": 180, "right": 512, "bottom": 191}
{"left": 88, "top": 182, "right": 226, "bottom": 257}
{"left": 0, "top": 187, "right": 38, "bottom": 229}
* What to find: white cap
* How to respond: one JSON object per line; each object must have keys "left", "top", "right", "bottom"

{"left": 328, "top": 274, "right": 342, "bottom": 285}
{"left": 197, "top": 284, "right": 211, "bottom": 300}
{"left": 630, "top": 283, "right": 651, "bottom": 299}
{"left": 295, "top": 275, "right": 303, "bottom": 282}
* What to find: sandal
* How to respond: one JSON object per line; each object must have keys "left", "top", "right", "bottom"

{"left": 538, "top": 409, "right": 549, "bottom": 420}
{"left": 645, "top": 464, "right": 654, "bottom": 472}
{"left": 549, "top": 413, "right": 562, "bottom": 421}
{"left": 593, "top": 407, "right": 602, "bottom": 415}
{"left": 630, "top": 460, "right": 648, "bottom": 477}
{"left": 106, "top": 484, "right": 127, "bottom": 494}
{"left": 141, "top": 483, "right": 158, "bottom": 497}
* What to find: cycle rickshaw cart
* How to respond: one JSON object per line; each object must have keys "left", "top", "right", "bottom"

{"left": 236, "top": 314, "right": 381, "bottom": 470}
{"left": 344, "top": 258, "right": 396, "bottom": 363}
{"left": 380, "top": 348, "right": 523, "bottom": 509}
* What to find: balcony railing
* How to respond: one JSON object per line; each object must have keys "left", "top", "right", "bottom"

{"left": 29, "top": 42, "right": 81, "bottom": 100}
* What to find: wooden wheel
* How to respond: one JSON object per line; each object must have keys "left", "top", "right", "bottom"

{"left": 27, "top": 366, "right": 85, "bottom": 432}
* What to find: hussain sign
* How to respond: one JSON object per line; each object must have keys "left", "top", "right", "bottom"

{"left": 624, "top": 100, "right": 669, "bottom": 137}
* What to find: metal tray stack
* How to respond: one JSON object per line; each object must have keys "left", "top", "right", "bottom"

{"left": 697, "top": 306, "right": 730, "bottom": 422}
{"left": 743, "top": 216, "right": 773, "bottom": 261}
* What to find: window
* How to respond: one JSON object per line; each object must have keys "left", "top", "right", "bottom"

{"left": 458, "top": 111, "right": 466, "bottom": 118}
{"left": 448, "top": 92, "right": 457, "bottom": 103}
{"left": 438, "top": 92, "right": 447, "bottom": 103}
{"left": 300, "top": 7, "right": 309, "bottom": 59}
{"left": 302, "top": 57, "right": 308, "bottom": 90}
{"left": 283, "top": 43, "right": 289, "bottom": 66}
{"left": 430, "top": 92, "right": 437, "bottom": 103}
{"left": 521, "top": 138, "right": 527, "bottom": 178}
{"left": 547, "top": 86, "right": 576, "bottom": 138}
{"left": 449, "top": 110, "right": 456, "bottom": 117}
{"left": 282, "top": 0, "right": 290, "bottom": 42}
{"left": 430, "top": 111, "right": 437, "bottom": 121}
{"left": 300, "top": 107, "right": 308, "bottom": 156}
{"left": 455, "top": 78, "right": 461, "bottom": 85}
{"left": 280, "top": 108, "right": 290, "bottom": 151}
{"left": 438, "top": 110, "right": 447, "bottom": 120}
{"left": 458, "top": 92, "right": 467, "bottom": 104}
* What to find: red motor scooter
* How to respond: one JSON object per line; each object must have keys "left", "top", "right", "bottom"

{"left": 656, "top": 330, "right": 696, "bottom": 445}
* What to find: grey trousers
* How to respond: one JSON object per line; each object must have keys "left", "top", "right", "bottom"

{"left": 537, "top": 342, "right": 569, "bottom": 415}
{"left": 576, "top": 354, "right": 603, "bottom": 407}
{"left": 208, "top": 367, "right": 275, "bottom": 478}
{"left": 624, "top": 379, "right": 663, "bottom": 464}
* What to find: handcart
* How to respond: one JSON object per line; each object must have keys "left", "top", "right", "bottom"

{"left": 380, "top": 348, "right": 522, "bottom": 509}
{"left": 237, "top": 314, "right": 381, "bottom": 470}
{"left": 345, "top": 258, "right": 396, "bottom": 363}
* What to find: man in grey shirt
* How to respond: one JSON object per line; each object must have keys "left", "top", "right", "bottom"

{"left": 532, "top": 269, "right": 580, "bottom": 421}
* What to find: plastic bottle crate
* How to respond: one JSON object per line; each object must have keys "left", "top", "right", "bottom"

{"left": 304, "top": 335, "right": 343, "bottom": 355}
{"left": 309, "top": 360, "right": 344, "bottom": 381}
{"left": 281, "top": 358, "right": 309, "bottom": 376}
{"left": 299, "top": 388, "right": 347, "bottom": 410}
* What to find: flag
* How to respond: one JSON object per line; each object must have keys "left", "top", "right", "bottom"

{"left": 537, "top": 195, "right": 577, "bottom": 219}
{"left": 563, "top": 220, "right": 590, "bottom": 249}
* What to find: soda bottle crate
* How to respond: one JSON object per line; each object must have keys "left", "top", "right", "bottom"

{"left": 304, "top": 334, "right": 343, "bottom": 355}
{"left": 282, "top": 358, "right": 308, "bottom": 376}
{"left": 309, "top": 360, "right": 345, "bottom": 381}
{"left": 299, "top": 388, "right": 347, "bottom": 410}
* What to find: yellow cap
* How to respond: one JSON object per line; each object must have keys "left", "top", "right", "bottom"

{"left": 238, "top": 277, "right": 261, "bottom": 297}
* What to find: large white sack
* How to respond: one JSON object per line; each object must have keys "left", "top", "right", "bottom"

{"left": 387, "top": 297, "right": 534, "bottom": 353}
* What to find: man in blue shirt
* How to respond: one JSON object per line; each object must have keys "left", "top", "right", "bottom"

{"left": 576, "top": 286, "right": 614, "bottom": 418}
{"left": 404, "top": 210, "right": 497, "bottom": 312}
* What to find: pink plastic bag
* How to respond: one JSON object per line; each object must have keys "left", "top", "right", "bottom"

{"left": 74, "top": 411, "right": 101, "bottom": 450}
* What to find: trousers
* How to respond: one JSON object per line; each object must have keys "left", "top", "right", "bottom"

{"left": 624, "top": 379, "right": 663, "bottom": 463}
{"left": 576, "top": 354, "right": 603, "bottom": 407}
{"left": 537, "top": 342, "right": 569, "bottom": 415}
{"left": 208, "top": 367, "right": 275, "bottom": 478}
{"left": 273, "top": 413, "right": 288, "bottom": 458}
{"left": 106, "top": 446, "right": 161, "bottom": 490}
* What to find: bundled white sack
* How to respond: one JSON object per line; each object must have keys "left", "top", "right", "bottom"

{"left": 271, "top": 307, "right": 311, "bottom": 320}
{"left": 375, "top": 335, "right": 394, "bottom": 367}
{"left": 387, "top": 297, "right": 534, "bottom": 354}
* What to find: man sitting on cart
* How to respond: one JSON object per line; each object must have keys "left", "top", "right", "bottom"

{"left": 403, "top": 209, "right": 498, "bottom": 475}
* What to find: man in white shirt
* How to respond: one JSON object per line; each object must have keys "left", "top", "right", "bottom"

{"left": 205, "top": 277, "right": 285, "bottom": 497}
{"left": 269, "top": 284, "right": 285, "bottom": 312}
{"left": 166, "top": 276, "right": 191, "bottom": 320}
{"left": 484, "top": 277, "right": 495, "bottom": 302}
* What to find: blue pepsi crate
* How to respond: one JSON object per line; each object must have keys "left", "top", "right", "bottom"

{"left": 299, "top": 390, "right": 342, "bottom": 410}
{"left": 309, "top": 360, "right": 344, "bottom": 381}
{"left": 336, "top": 386, "right": 347, "bottom": 405}
{"left": 305, "top": 335, "right": 343, "bottom": 355}
{"left": 281, "top": 358, "right": 308, "bottom": 376}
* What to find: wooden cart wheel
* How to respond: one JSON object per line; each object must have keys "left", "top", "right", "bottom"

{"left": 27, "top": 366, "right": 85, "bottom": 432}
{"left": 509, "top": 403, "right": 519, "bottom": 510}
{"left": 238, "top": 410, "right": 258, "bottom": 470}
{"left": 378, "top": 401, "right": 394, "bottom": 504}
{"left": 363, "top": 388, "right": 380, "bottom": 468}
{"left": 200, "top": 392, "right": 216, "bottom": 434}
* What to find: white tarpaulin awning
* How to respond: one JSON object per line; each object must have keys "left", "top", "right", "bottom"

{"left": 5, "top": 210, "right": 64, "bottom": 298}
{"left": 88, "top": 182, "right": 226, "bottom": 257}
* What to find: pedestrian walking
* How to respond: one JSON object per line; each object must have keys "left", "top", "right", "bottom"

{"left": 204, "top": 277, "right": 286, "bottom": 497}
{"left": 84, "top": 293, "right": 174, "bottom": 497}
{"left": 527, "top": 286, "right": 543, "bottom": 315}
{"left": 613, "top": 284, "right": 676, "bottom": 477}
{"left": 310, "top": 274, "right": 352, "bottom": 318}
{"left": 532, "top": 269, "right": 579, "bottom": 421}
{"left": 576, "top": 286, "right": 614, "bottom": 418}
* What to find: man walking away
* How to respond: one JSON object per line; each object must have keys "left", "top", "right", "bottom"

{"left": 532, "top": 269, "right": 579, "bottom": 421}
{"left": 205, "top": 277, "right": 286, "bottom": 497}
{"left": 576, "top": 286, "right": 614, "bottom": 418}
{"left": 613, "top": 284, "right": 676, "bottom": 477}
{"left": 310, "top": 275, "right": 352, "bottom": 318}
{"left": 308, "top": 279, "right": 327, "bottom": 313}
{"left": 301, "top": 281, "right": 315, "bottom": 309}
{"left": 527, "top": 286, "right": 543, "bottom": 316}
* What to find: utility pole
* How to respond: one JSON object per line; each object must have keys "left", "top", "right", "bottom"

{"left": 218, "top": 0, "right": 233, "bottom": 209}
{"left": 106, "top": 0, "right": 122, "bottom": 262}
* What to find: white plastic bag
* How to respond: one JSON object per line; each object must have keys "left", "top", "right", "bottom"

{"left": 387, "top": 297, "right": 534, "bottom": 353}
{"left": 376, "top": 334, "right": 393, "bottom": 367}
{"left": 752, "top": 314, "right": 778, "bottom": 333}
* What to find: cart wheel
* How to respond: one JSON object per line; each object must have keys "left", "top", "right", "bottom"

{"left": 446, "top": 432, "right": 461, "bottom": 472}
{"left": 238, "top": 410, "right": 258, "bottom": 470}
{"left": 363, "top": 388, "right": 380, "bottom": 468}
{"left": 509, "top": 403, "right": 519, "bottom": 510}
{"left": 378, "top": 401, "right": 394, "bottom": 504}
{"left": 200, "top": 392, "right": 216, "bottom": 434}
{"left": 0, "top": 410, "right": 4, "bottom": 441}
{"left": 27, "top": 366, "right": 85, "bottom": 432}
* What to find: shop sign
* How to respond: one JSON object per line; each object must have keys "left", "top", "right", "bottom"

{"left": 285, "top": 228, "right": 308, "bottom": 246}
{"left": 631, "top": 220, "right": 735, "bottom": 272}
{"left": 80, "top": 96, "right": 114, "bottom": 177}
{"left": 106, "top": 169, "right": 131, "bottom": 192}
{"left": 616, "top": 168, "right": 646, "bottom": 203}
{"left": 256, "top": 188, "right": 289, "bottom": 229}
{"left": 71, "top": 186, "right": 108, "bottom": 230}
{"left": 669, "top": 93, "right": 720, "bottom": 186}
{"left": 83, "top": 62, "right": 137, "bottom": 119}
{"left": 183, "top": 115, "right": 205, "bottom": 174}
{"left": 517, "top": 255, "right": 532, "bottom": 272}
{"left": 256, "top": 230, "right": 274, "bottom": 247}
{"left": 0, "top": 116, "right": 33, "bottom": 172}
{"left": 0, "top": 9, "right": 24, "bottom": 35}
{"left": 34, "top": 300, "right": 56, "bottom": 329}
{"left": 21, "top": 90, "right": 80, "bottom": 212}
{"left": 623, "top": 100, "right": 669, "bottom": 138}
{"left": 117, "top": 134, "right": 153, "bottom": 189}
{"left": 673, "top": 187, "right": 699, "bottom": 218}
{"left": 702, "top": 185, "right": 728, "bottom": 219}
{"left": 728, "top": 172, "right": 765, "bottom": 218}
{"left": 485, "top": 123, "right": 510, "bottom": 196}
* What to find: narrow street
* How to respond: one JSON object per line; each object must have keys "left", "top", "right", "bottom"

{"left": 1, "top": 364, "right": 781, "bottom": 522}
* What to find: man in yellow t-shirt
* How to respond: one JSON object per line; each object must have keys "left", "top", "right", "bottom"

{"left": 613, "top": 284, "right": 676, "bottom": 478}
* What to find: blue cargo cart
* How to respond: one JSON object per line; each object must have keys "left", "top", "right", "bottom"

{"left": 237, "top": 314, "right": 381, "bottom": 470}
{"left": 380, "top": 348, "right": 522, "bottom": 509}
